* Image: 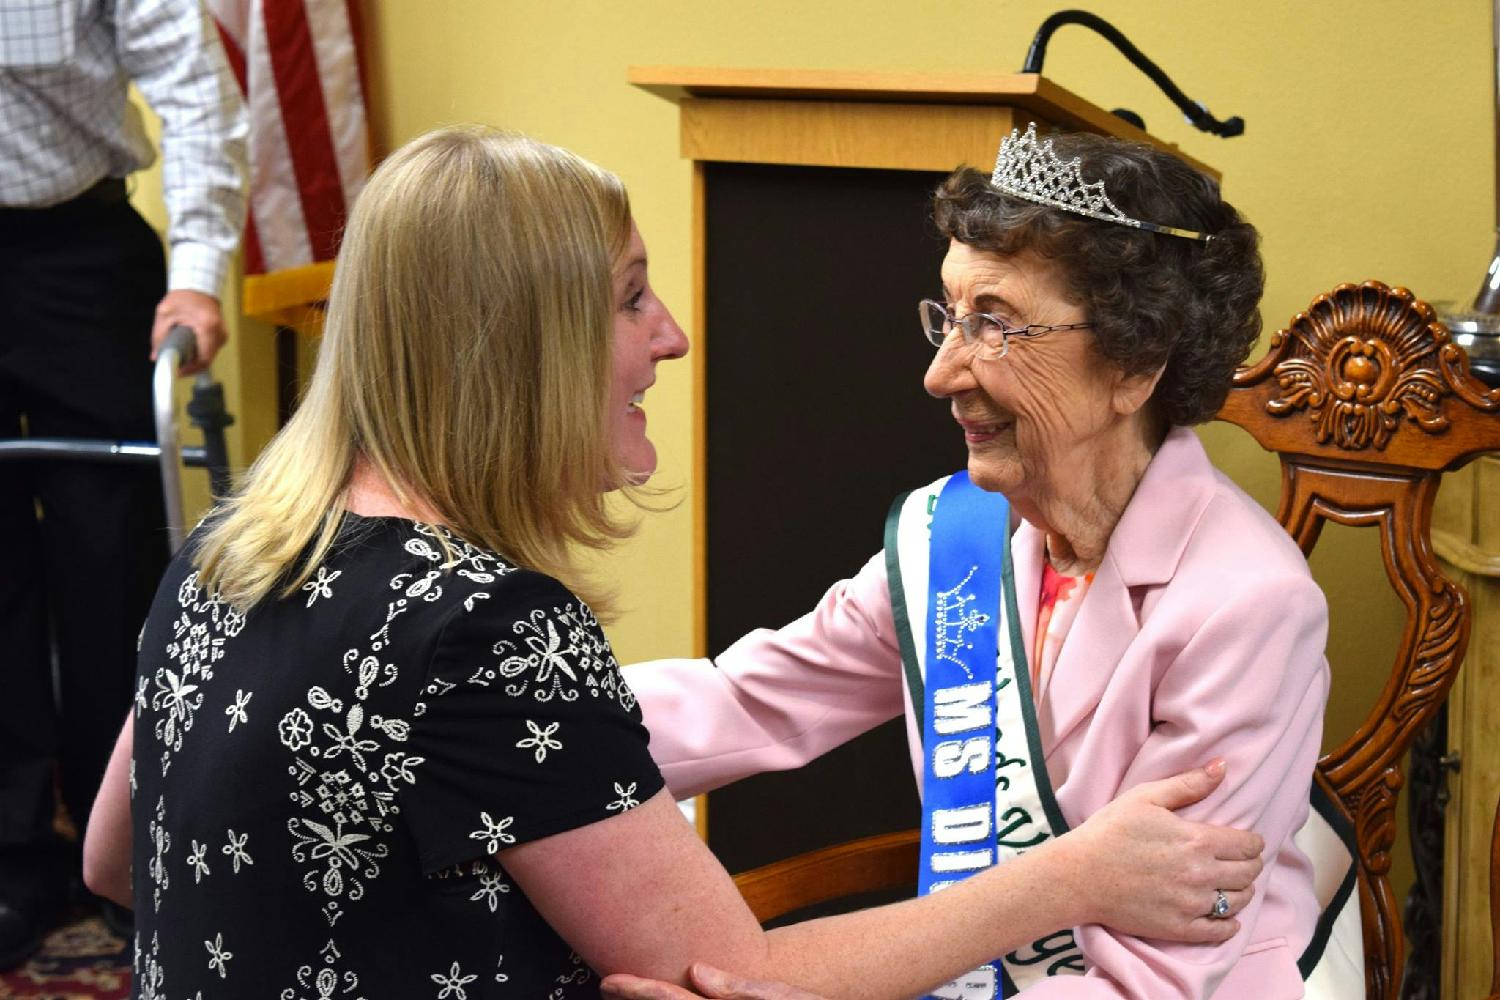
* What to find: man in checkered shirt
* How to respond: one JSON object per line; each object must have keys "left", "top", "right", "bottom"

{"left": 0, "top": 0, "right": 247, "bottom": 967}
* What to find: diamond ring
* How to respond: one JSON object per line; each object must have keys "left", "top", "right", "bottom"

{"left": 1210, "top": 889, "right": 1231, "bottom": 919}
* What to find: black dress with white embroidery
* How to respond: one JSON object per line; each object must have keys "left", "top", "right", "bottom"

{"left": 129, "top": 515, "right": 665, "bottom": 1000}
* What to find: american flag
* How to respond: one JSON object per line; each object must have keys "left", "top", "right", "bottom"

{"left": 204, "top": 0, "right": 370, "bottom": 275}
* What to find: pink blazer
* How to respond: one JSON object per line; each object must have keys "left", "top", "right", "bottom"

{"left": 629, "top": 427, "right": 1330, "bottom": 999}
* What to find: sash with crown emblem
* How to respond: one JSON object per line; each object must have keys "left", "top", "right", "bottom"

{"left": 883, "top": 473, "right": 1365, "bottom": 998}
{"left": 887, "top": 472, "right": 1083, "bottom": 998}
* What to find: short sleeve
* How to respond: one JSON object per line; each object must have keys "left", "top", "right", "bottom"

{"left": 397, "top": 572, "right": 665, "bottom": 873}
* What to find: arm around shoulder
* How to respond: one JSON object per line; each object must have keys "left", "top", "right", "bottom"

{"left": 630, "top": 552, "right": 907, "bottom": 799}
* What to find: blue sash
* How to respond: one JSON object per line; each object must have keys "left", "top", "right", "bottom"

{"left": 919, "top": 472, "right": 1009, "bottom": 1000}
{"left": 887, "top": 473, "right": 1365, "bottom": 998}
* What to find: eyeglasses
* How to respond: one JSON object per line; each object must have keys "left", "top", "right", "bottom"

{"left": 918, "top": 299, "right": 1092, "bottom": 361}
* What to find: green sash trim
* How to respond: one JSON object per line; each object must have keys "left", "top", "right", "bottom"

{"left": 884, "top": 488, "right": 924, "bottom": 725}
{"left": 998, "top": 546, "right": 1071, "bottom": 840}
{"left": 1298, "top": 781, "right": 1360, "bottom": 979}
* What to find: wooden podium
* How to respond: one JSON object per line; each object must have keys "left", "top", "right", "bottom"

{"left": 630, "top": 67, "right": 1217, "bottom": 876}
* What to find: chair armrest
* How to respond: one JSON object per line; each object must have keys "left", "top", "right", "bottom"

{"left": 733, "top": 829, "right": 920, "bottom": 924}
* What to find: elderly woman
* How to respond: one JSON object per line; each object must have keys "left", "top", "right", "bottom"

{"left": 625, "top": 126, "right": 1342, "bottom": 1000}
{"left": 81, "top": 126, "right": 1264, "bottom": 1000}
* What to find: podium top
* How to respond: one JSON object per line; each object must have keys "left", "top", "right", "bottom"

{"left": 628, "top": 66, "right": 1216, "bottom": 178}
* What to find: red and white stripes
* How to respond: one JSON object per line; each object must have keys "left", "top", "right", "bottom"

{"left": 207, "top": 0, "right": 369, "bottom": 275}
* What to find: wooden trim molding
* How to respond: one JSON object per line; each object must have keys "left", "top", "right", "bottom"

{"left": 631, "top": 65, "right": 1217, "bottom": 177}
{"left": 1433, "top": 528, "right": 1500, "bottom": 577}
{"left": 681, "top": 99, "right": 1021, "bottom": 172}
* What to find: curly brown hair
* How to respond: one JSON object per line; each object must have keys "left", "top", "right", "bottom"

{"left": 932, "top": 131, "right": 1264, "bottom": 426}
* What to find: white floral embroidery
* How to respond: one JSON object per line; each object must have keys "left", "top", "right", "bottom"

{"left": 188, "top": 840, "right": 210, "bottom": 883}
{"left": 280, "top": 707, "right": 314, "bottom": 751}
{"left": 222, "top": 829, "right": 253, "bottom": 873}
{"left": 484, "top": 601, "right": 637, "bottom": 710}
{"left": 405, "top": 522, "right": 514, "bottom": 585}
{"left": 150, "top": 572, "right": 244, "bottom": 768}
{"left": 302, "top": 566, "right": 343, "bottom": 607}
{"left": 226, "top": 688, "right": 252, "bottom": 732}
{"left": 607, "top": 781, "right": 640, "bottom": 812}
{"left": 485, "top": 611, "right": 577, "bottom": 702}
{"left": 494, "top": 955, "right": 509, "bottom": 984}
{"left": 138, "top": 932, "right": 165, "bottom": 1000}
{"left": 318, "top": 703, "right": 381, "bottom": 772}
{"left": 129, "top": 757, "right": 137, "bottom": 798}
{"left": 468, "top": 868, "right": 510, "bottom": 912}
{"left": 553, "top": 951, "right": 592, "bottom": 991}
{"left": 468, "top": 812, "right": 516, "bottom": 854}
{"left": 379, "top": 751, "right": 423, "bottom": 786}
{"left": 288, "top": 816, "right": 389, "bottom": 899}
{"left": 431, "top": 961, "right": 478, "bottom": 1000}
{"left": 366, "top": 595, "right": 413, "bottom": 655}
{"left": 281, "top": 594, "right": 424, "bottom": 907}
{"left": 151, "top": 667, "right": 201, "bottom": 753}
{"left": 205, "top": 932, "right": 233, "bottom": 978}
{"left": 516, "top": 720, "right": 563, "bottom": 763}
{"left": 280, "top": 938, "right": 366, "bottom": 1000}
{"left": 148, "top": 795, "right": 170, "bottom": 911}
{"left": 344, "top": 652, "right": 398, "bottom": 701}
{"left": 392, "top": 568, "right": 444, "bottom": 603}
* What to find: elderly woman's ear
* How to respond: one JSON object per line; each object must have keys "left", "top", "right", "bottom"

{"left": 1110, "top": 364, "right": 1166, "bottom": 418}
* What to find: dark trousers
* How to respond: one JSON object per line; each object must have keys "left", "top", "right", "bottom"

{"left": 0, "top": 191, "right": 169, "bottom": 898}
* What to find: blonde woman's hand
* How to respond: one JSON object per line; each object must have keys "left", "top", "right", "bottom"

{"left": 1064, "top": 759, "right": 1265, "bottom": 943}
{"left": 602, "top": 964, "right": 827, "bottom": 1000}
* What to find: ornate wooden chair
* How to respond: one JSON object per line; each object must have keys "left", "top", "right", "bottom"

{"left": 1219, "top": 281, "right": 1500, "bottom": 999}
{"left": 731, "top": 281, "right": 1500, "bottom": 1000}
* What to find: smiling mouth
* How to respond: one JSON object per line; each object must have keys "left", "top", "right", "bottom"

{"left": 954, "top": 415, "right": 1012, "bottom": 440}
{"left": 628, "top": 390, "right": 647, "bottom": 413}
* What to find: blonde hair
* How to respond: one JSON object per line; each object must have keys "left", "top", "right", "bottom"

{"left": 195, "top": 126, "right": 635, "bottom": 611}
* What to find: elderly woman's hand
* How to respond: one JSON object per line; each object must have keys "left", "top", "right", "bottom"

{"left": 602, "top": 964, "right": 828, "bottom": 1000}
{"left": 1066, "top": 759, "right": 1265, "bottom": 944}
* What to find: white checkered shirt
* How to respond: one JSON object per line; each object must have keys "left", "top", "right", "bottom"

{"left": 0, "top": 0, "right": 248, "bottom": 296}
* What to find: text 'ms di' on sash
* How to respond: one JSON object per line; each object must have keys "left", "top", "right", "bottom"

{"left": 897, "top": 472, "right": 1085, "bottom": 999}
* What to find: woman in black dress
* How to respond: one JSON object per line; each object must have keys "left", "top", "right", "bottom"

{"left": 82, "top": 126, "right": 1264, "bottom": 1000}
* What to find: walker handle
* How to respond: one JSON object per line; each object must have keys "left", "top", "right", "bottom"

{"left": 154, "top": 324, "right": 198, "bottom": 553}
{"left": 159, "top": 323, "right": 198, "bottom": 371}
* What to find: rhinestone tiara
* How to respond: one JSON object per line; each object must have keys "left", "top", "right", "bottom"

{"left": 989, "top": 123, "right": 1213, "bottom": 242}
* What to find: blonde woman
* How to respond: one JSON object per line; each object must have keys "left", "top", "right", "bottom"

{"left": 83, "top": 126, "right": 1263, "bottom": 1000}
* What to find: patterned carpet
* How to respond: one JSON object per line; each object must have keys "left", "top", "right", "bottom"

{"left": 0, "top": 913, "right": 130, "bottom": 1000}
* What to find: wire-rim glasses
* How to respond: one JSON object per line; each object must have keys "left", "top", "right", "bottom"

{"left": 918, "top": 299, "right": 1092, "bottom": 360}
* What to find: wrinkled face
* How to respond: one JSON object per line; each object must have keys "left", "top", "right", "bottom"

{"left": 609, "top": 221, "right": 689, "bottom": 481}
{"left": 922, "top": 240, "right": 1130, "bottom": 504}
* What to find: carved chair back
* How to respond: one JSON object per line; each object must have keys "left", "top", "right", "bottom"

{"left": 1217, "top": 281, "right": 1500, "bottom": 1000}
